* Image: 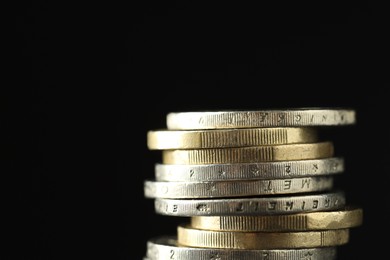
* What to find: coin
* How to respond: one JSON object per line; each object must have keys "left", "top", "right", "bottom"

{"left": 147, "top": 127, "right": 318, "bottom": 149}
{"left": 154, "top": 191, "right": 346, "bottom": 216}
{"left": 162, "top": 142, "right": 334, "bottom": 164}
{"left": 144, "top": 176, "right": 334, "bottom": 198}
{"left": 154, "top": 157, "right": 344, "bottom": 181}
{"left": 190, "top": 205, "right": 363, "bottom": 231}
{"left": 166, "top": 108, "right": 356, "bottom": 130}
{"left": 145, "top": 235, "right": 338, "bottom": 260}
{"left": 177, "top": 224, "right": 349, "bottom": 249}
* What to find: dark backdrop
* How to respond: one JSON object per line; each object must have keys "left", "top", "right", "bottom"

{"left": 9, "top": 1, "right": 388, "bottom": 259}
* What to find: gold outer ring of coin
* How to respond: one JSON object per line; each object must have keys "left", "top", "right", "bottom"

{"left": 147, "top": 127, "right": 319, "bottom": 149}
{"left": 190, "top": 206, "right": 363, "bottom": 231}
{"left": 177, "top": 224, "right": 350, "bottom": 249}
{"left": 162, "top": 141, "right": 334, "bottom": 164}
{"left": 166, "top": 108, "right": 356, "bottom": 130}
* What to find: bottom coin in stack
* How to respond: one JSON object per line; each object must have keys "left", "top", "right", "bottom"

{"left": 145, "top": 235, "right": 338, "bottom": 260}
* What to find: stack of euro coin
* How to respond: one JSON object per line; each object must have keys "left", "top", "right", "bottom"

{"left": 143, "top": 108, "right": 363, "bottom": 260}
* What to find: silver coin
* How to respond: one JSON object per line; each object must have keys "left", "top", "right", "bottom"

{"left": 144, "top": 176, "right": 334, "bottom": 199}
{"left": 166, "top": 108, "right": 356, "bottom": 129}
{"left": 154, "top": 191, "right": 346, "bottom": 216}
{"left": 146, "top": 235, "right": 338, "bottom": 260}
{"left": 155, "top": 157, "right": 344, "bottom": 181}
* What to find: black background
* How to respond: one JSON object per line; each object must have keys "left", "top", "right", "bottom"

{"left": 9, "top": 1, "right": 388, "bottom": 259}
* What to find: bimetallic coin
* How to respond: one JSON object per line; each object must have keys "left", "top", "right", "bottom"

{"left": 166, "top": 108, "right": 356, "bottom": 130}
{"left": 177, "top": 224, "right": 350, "bottom": 249}
{"left": 146, "top": 236, "right": 338, "bottom": 260}
{"left": 147, "top": 127, "right": 318, "bottom": 149}
{"left": 144, "top": 176, "right": 334, "bottom": 199}
{"left": 155, "top": 157, "right": 344, "bottom": 181}
{"left": 191, "top": 206, "right": 363, "bottom": 231}
{"left": 154, "top": 191, "right": 346, "bottom": 216}
{"left": 162, "top": 142, "right": 334, "bottom": 164}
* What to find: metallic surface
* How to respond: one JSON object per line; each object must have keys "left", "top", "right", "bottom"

{"left": 144, "top": 108, "right": 362, "bottom": 259}
{"left": 147, "top": 127, "right": 318, "bottom": 149}
{"left": 162, "top": 142, "right": 334, "bottom": 164}
{"left": 154, "top": 157, "right": 344, "bottom": 181}
{"left": 154, "top": 191, "right": 346, "bottom": 216}
{"left": 144, "top": 176, "right": 334, "bottom": 198}
{"left": 166, "top": 108, "right": 356, "bottom": 129}
{"left": 177, "top": 224, "right": 350, "bottom": 249}
{"left": 191, "top": 206, "right": 363, "bottom": 231}
{"left": 145, "top": 236, "right": 338, "bottom": 260}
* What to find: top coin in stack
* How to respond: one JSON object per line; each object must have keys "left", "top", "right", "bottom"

{"left": 166, "top": 108, "right": 356, "bottom": 130}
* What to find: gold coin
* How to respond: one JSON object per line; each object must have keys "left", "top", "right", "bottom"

{"left": 147, "top": 127, "right": 318, "bottom": 149}
{"left": 177, "top": 224, "right": 349, "bottom": 249}
{"left": 191, "top": 206, "right": 363, "bottom": 231}
{"left": 162, "top": 141, "right": 334, "bottom": 164}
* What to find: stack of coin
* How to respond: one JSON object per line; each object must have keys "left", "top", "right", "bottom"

{"left": 143, "top": 108, "right": 363, "bottom": 260}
